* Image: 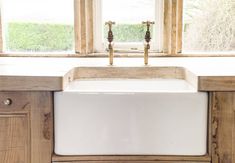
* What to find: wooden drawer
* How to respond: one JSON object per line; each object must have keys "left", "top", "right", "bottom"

{"left": 0, "top": 92, "right": 30, "bottom": 112}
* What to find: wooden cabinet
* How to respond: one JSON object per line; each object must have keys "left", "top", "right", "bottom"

{"left": 0, "top": 92, "right": 53, "bottom": 163}
{"left": 211, "top": 92, "right": 235, "bottom": 163}
{"left": 0, "top": 115, "right": 29, "bottom": 163}
{"left": 1, "top": 91, "right": 235, "bottom": 163}
{"left": 0, "top": 92, "right": 30, "bottom": 163}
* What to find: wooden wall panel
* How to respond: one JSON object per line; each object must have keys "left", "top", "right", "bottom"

{"left": 30, "top": 92, "right": 53, "bottom": 163}
{"left": 211, "top": 92, "right": 235, "bottom": 163}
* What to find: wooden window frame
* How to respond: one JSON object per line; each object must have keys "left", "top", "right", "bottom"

{"left": 93, "top": 0, "right": 164, "bottom": 53}
{"left": 163, "top": 0, "right": 183, "bottom": 55}
{"left": 0, "top": 0, "right": 234, "bottom": 57}
{"left": 74, "top": 0, "right": 94, "bottom": 55}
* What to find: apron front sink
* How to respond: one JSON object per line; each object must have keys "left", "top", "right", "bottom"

{"left": 54, "top": 76, "right": 208, "bottom": 156}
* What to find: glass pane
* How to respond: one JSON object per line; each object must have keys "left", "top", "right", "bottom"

{"left": 102, "top": 0, "right": 155, "bottom": 43}
{"left": 2, "top": 0, "right": 74, "bottom": 52}
{"left": 183, "top": 0, "right": 235, "bottom": 52}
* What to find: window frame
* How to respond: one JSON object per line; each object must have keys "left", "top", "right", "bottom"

{"left": 93, "top": 0, "right": 164, "bottom": 53}
{"left": 0, "top": 0, "right": 234, "bottom": 57}
{"left": 1, "top": 0, "right": 76, "bottom": 54}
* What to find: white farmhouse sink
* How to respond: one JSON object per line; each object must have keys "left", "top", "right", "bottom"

{"left": 54, "top": 76, "right": 208, "bottom": 156}
{"left": 65, "top": 79, "right": 196, "bottom": 93}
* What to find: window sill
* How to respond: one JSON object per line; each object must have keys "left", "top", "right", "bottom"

{"left": 0, "top": 52, "right": 235, "bottom": 58}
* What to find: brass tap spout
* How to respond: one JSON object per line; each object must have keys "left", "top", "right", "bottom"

{"left": 142, "top": 21, "right": 155, "bottom": 65}
{"left": 105, "top": 21, "right": 115, "bottom": 65}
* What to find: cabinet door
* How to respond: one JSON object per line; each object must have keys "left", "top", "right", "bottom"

{"left": 0, "top": 91, "right": 53, "bottom": 163}
{"left": 0, "top": 114, "right": 29, "bottom": 163}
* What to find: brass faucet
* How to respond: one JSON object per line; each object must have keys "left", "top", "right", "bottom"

{"left": 105, "top": 21, "right": 115, "bottom": 65}
{"left": 142, "top": 21, "right": 155, "bottom": 65}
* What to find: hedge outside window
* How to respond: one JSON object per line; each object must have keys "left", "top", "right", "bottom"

{"left": 2, "top": 0, "right": 74, "bottom": 52}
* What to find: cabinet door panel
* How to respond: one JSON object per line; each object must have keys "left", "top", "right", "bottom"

{"left": 0, "top": 115, "right": 29, "bottom": 163}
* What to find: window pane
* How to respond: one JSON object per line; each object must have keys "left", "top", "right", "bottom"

{"left": 102, "top": 0, "right": 155, "bottom": 43}
{"left": 183, "top": 0, "right": 235, "bottom": 52}
{"left": 2, "top": 0, "right": 74, "bottom": 52}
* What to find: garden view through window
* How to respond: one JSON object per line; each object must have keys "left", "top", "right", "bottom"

{"left": 94, "top": 0, "right": 162, "bottom": 52}
{"left": 102, "top": 0, "right": 155, "bottom": 43}
{"left": 183, "top": 0, "right": 235, "bottom": 52}
{"left": 2, "top": 0, "right": 74, "bottom": 52}
{"left": 1, "top": 0, "right": 234, "bottom": 53}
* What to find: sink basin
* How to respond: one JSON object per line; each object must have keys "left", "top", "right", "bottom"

{"left": 65, "top": 79, "right": 196, "bottom": 93}
{"left": 54, "top": 67, "right": 208, "bottom": 156}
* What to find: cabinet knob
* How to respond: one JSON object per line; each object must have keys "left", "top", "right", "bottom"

{"left": 3, "top": 98, "right": 12, "bottom": 106}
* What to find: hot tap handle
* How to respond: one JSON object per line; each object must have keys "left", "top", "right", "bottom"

{"left": 142, "top": 21, "right": 155, "bottom": 43}
{"left": 105, "top": 21, "right": 115, "bottom": 43}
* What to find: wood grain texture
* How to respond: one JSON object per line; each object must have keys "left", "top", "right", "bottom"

{"left": 169, "top": 0, "right": 177, "bottom": 55}
{"left": 52, "top": 155, "right": 211, "bottom": 162}
{"left": 86, "top": 0, "right": 94, "bottom": 54}
{"left": 163, "top": 0, "right": 183, "bottom": 55}
{"left": 176, "top": 0, "right": 183, "bottom": 53}
{"left": 73, "top": 67, "right": 187, "bottom": 79}
{"left": 208, "top": 93, "right": 213, "bottom": 157}
{"left": 199, "top": 76, "right": 235, "bottom": 91}
{"left": 0, "top": 76, "right": 63, "bottom": 91}
{"left": 0, "top": 92, "right": 53, "bottom": 163}
{"left": 29, "top": 92, "right": 53, "bottom": 163}
{"left": 1, "top": 57, "right": 235, "bottom": 91}
{"left": 0, "top": 114, "right": 30, "bottom": 163}
{"left": 74, "top": 0, "right": 93, "bottom": 54}
{"left": 163, "top": 0, "right": 170, "bottom": 54}
{"left": 74, "top": 0, "right": 86, "bottom": 54}
{"left": 53, "top": 161, "right": 210, "bottom": 163}
{"left": 0, "top": 92, "right": 31, "bottom": 113}
{"left": 211, "top": 92, "right": 235, "bottom": 163}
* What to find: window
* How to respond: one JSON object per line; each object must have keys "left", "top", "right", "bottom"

{"left": 94, "top": 0, "right": 164, "bottom": 53}
{"left": 183, "top": 0, "right": 235, "bottom": 53}
{"left": 1, "top": 0, "right": 74, "bottom": 52}
{"left": 0, "top": 0, "right": 232, "bottom": 56}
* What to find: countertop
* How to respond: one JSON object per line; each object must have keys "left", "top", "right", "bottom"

{"left": 1, "top": 57, "right": 235, "bottom": 91}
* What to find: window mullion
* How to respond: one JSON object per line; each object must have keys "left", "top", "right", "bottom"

{"left": 163, "top": 0, "right": 183, "bottom": 55}
{"left": 74, "top": 0, "right": 94, "bottom": 55}
{"left": 86, "top": 0, "right": 94, "bottom": 54}
{"left": 74, "top": 0, "right": 86, "bottom": 54}
{"left": 176, "top": 0, "right": 183, "bottom": 53}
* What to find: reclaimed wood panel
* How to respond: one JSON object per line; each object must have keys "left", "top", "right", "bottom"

{"left": 53, "top": 161, "right": 210, "bottom": 163}
{"left": 30, "top": 92, "right": 53, "bottom": 163}
{"left": 52, "top": 155, "right": 211, "bottom": 162}
{"left": 0, "top": 92, "right": 53, "bottom": 163}
{"left": 0, "top": 114, "right": 30, "bottom": 163}
{"left": 211, "top": 92, "right": 235, "bottom": 163}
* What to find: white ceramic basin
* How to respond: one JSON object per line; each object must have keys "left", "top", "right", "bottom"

{"left": 54, "top": 79, "right": 208, "bottom": 155}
